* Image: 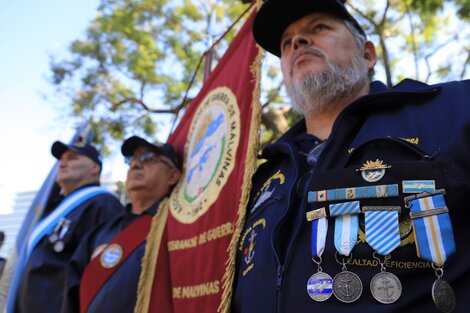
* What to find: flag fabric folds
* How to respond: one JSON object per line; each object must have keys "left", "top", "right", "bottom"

{"left": 135, "top": 7, "right": 262, "bottom": 313}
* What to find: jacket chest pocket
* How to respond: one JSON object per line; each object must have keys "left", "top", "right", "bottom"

{"left": 309, "top": 137, "right": 447, "bottom": 214}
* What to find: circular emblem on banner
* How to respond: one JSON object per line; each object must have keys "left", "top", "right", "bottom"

{"left": 170, "top": 87, "right": 241, "bottom": 224}
{"left": 100, "top": 244, "right": 123, "bottom": 268}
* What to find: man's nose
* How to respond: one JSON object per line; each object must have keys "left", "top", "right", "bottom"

{"left": 292, "top": 34, "right": 311, "bottom": 50}
{"left": 129, "top": 158, "right": 143, "bottom": 169}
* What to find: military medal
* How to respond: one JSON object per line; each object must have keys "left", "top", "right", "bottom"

{"left": 432, "top": 275, "right": 456, "bottom": 313}
{"left": 48, "top": 233, "right": 59, "bottom": 243}
{"left": 369, "top": 253, "right": 402, "bottom": 304}
{"left": 333, "top": 253, "right": 363, "bottom": 303}
{"left": 406, "top": 190, "right": 456, "bottom": 312}
{"left": 370, "top": 271, "right": 402, "bottom": 304}
{"left": 49, "top": 218, "right": 71, "bottom": 253}
{"left": 357, "top": 159, "right": 390, "bottom": 183}
{"left": 329, "top": 200, "right": 362, "bottom": 303}
{"left": 306, "top": 208, "right": 333, "bottom": 302}
{"left": 363, "top": 206, "right": 402, "bottom": 304}
{"left": 307, "top": 271, "right": 333, "bottom": 302}
{"left": 53, "top": 240, "right": 65, "bottom": 253}
{"left": 48, "top": 218, "right": 65, "bottom": 243}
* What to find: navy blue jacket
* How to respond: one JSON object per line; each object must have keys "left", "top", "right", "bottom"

{"left": 15, "top": 184, "right": 123, "bottom": 313}
{"left": 61, "top": 202, "right": 159, "bottom": 313}
{"left": 233, "top": 79, "right": 470, "bottom": 313}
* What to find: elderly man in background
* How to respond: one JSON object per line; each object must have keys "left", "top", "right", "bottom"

{"left": 5, "top": 140, "right": 123, "bottom": 313}
{"left": 62, "top": 136, "right": 180, "bottom": 313}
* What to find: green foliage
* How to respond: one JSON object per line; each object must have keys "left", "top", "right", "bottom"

{"left": 49, "top": 0, "right": 247, "bottom": 151}
{"left": 48, "top": 0, "right": 469, "bottom": 153}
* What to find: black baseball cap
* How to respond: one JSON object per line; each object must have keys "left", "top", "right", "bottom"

{"left": 121, "top": 136, "right": 180, "bottom": 169}
{"left": 51, "top": 141, "right": 102, "bottom": 168}
{"left": 253, "top": 0, "right": 366, "bottom": 57}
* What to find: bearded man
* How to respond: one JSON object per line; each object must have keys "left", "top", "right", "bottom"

{"left": 232, "top": 0, "right": 470, "bottom": 312}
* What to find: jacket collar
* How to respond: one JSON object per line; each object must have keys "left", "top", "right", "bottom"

{"left": 262, "top": 79, "right": 440, "bottom": 157}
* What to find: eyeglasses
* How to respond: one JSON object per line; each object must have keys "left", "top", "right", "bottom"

{"left": 125, "top": 151, "right": 173, "bottom": 168}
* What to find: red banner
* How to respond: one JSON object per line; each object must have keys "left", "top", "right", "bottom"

{"left": 163, "top": 8, "right": 260, "bottom": 313}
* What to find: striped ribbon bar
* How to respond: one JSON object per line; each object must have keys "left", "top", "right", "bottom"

{"left": 329, "top": 201, "right": 361, "bottom": 217}
{"left": 402, "top": 180, "right": 435, "bottom": 194}
{"left": 406, "top": 191, "right": 456, "bottom": 267}
{"left": 363, "top": 206, "right": 401, "bottom": 255}
{"left": 308, "top": 184, "right": 398, "bottom": 203}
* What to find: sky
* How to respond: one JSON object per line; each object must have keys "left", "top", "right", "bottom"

{"left": 0, "top": 0, "right": 127, "bottom": 214}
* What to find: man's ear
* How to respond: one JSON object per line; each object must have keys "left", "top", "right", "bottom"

{"left": 90, "top": 162, "right": 101, "bottom": 177}
{"left": 363, "top": 40, "right": 377, "bottom": 70}
{"left": 169, "top": 168, "right": 182, "bottom": 186}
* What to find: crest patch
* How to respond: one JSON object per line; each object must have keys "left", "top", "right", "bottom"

{"left": 100, "top": 243, "right": 123, "bottom": 268}
{"left": 170, "top": 87, "right": 241, "bottom": 224}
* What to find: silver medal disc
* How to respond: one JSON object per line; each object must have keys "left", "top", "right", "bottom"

{"left": 48, "top": 233, "right": 59, "bottom": 243}
{"left": 333, "top": 270, "right": 363, "bottom": 303}
{"left": 307, "top": 272, "right": 333, "bottom": 302}
{"left": 432, "top": 279, "right": 456, "bottom": 313}
{"left": 370, "top": 271, "right": 402, "bottom": 304}
{"left": 53, "top": 241, "right": 64, "bottom": 253}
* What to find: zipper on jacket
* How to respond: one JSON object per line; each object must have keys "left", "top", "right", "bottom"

{"left": 276, "top": 265, "right": 285, "bottom": 290}
{"left": 272, "top": 83, "right": 441, "bottom": 312}
{"left": 271, "top": 142, "right": 300, "bottom": 313}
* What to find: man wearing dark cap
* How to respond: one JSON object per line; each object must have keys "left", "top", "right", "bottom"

{"left": 233, "top": 1, "right": 470, "bottom": 312}
{"left": 7, "top": 140, "right": 123, "bottom": 313}
{"left": 61, "top": 136, "right": 180, "bottom": 313}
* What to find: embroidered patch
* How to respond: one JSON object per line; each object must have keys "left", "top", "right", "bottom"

{"left": 239, "top": 218, "right": 266, "bottom": 276}
{"left": 100, "top": 243, "right": 123, "bottom": 268}
{"left": 170, "top": 87, "right": 241, "bottom": 224}
{"left": 251, "top": 170, "right": 285, "bottom": 213}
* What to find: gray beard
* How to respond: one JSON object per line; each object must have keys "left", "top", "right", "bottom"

{"left": 285, "top": 48, "right": 369, "bottom": 115}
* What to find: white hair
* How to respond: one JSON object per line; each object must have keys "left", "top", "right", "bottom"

{"left": 285, "top": 40, "right": 369, "bottom": 115}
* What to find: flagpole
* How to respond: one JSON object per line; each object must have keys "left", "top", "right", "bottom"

{"left": 168, "top": 2, "right": 255, "bottom": 137}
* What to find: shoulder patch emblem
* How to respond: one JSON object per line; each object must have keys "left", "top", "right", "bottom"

{"left": 239, "top": 218, "right": 266, "bottom": 277}
{"left": 251, "top": 170, "right": 285, "bottom": 213}
{"left": 100, "top": 243, "right": 123, "bottom": 268}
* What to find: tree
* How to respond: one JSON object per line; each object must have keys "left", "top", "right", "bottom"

{"left": 48, "top": 0, "right": 469, "bottom": 151}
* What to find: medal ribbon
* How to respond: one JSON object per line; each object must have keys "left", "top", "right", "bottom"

{"left": 330, "top": 201, "right": 360, "bottom": 256}
{"left": 364, "top": 210, "right": 400, "bottom": 255}
{"left": 311, "top": 217, "right": 328, "bottom": 258}
{"left": 409, "top": 193, "right": 456, "bottom": 267}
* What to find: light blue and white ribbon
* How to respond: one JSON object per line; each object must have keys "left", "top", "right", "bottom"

{"left": 330, "top": 201, "right": 361, "bottom": 256}
{"left": 364, "top": 209, "right": 401, "bottom": 255}
{"left": 402, "top": 180, "right": 435, "bottom": 193}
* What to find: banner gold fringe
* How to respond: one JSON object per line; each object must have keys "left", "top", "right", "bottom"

{"left": 134, "top": 198, "right": 170, "bottom": 313}
{"left": 217, "top": 3, "right": 264, "bottom": 312}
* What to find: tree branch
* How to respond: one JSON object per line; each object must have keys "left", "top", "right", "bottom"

{"left": 111, "top": 97, "right": 191, "bottom": 114}
{"left": 460, "top": 50, "right": 470, "bottom": 79}
{"left": 404, "top": 0, "right": 419, "bottom": 80}
{"left": 424, "top": 34, "right": 459, "bottom": 82}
